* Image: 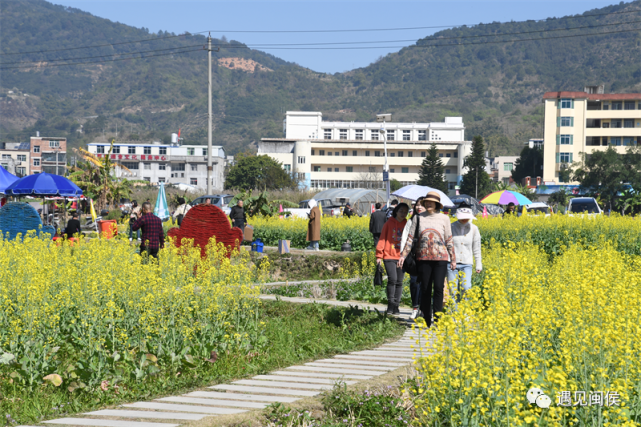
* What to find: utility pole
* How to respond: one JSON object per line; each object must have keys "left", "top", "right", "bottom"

{"left": 475, "top": 167, "right": 478, "bottom": 199}
{"left": 204, "top": 34, "right": 219, "bottom": 194}
{"left": 376, "top": 114, "right": 392, "bottom": 208}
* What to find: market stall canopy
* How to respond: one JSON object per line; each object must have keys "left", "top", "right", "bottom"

{"left": 5, "top": 172, "right": 83, "bottom": 197}
{"left": 391, "top": 185, "right": 455, "bottom": 208}
{"left": 0, "top": 165, "right": 19, "bottom": 194}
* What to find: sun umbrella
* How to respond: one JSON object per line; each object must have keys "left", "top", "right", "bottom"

{"left": 0, "top": 165, "right": 19, "bottom": 194}
{"left": 391, "top": 184, "right": 455, "bottom": 208}
{"left": 5, "top": 172, "right": 83, "bottom": 197}
{"left": 154, "top": 183, "right": 169, "bottom": 221}
{"left": 480, "top": 190, "right": 532, "bottom": 205}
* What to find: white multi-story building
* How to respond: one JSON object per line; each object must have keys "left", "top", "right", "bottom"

{"left": 258, "top": 111, "right": 472, "bottom": 193}
{"left": 86, "top": 141, "right": 226, "bottom": 191}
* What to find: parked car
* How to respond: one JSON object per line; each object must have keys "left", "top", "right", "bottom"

{"left": 298, "top": 199, "right": 343, "bottom": 216}
{"left": 519, "top": 202, "right": 551, "bottom": 217}
{"left": 449, "top": 194, "right": 505, "bottom": 216}
{"left": 191, "top": 194, "right": 234, "bottom": 208}
{"left": 567, "top": 197, "right": 602, "bottom": 216}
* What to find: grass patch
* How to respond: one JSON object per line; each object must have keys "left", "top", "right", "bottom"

{"left": 3, "top": 300, "right": 405, "bottom": 425}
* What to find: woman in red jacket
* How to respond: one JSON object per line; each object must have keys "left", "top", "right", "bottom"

{"left": 376, "top": 202, "right": 409, "bottom": 315}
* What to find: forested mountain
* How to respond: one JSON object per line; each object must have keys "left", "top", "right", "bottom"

{"left": 1, "top": 0, "right": 640, "bottom": 156}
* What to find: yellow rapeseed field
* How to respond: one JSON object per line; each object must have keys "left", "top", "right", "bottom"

{"left": 0, "top": 234, "right": 267, "bottom": 390}
{"left": 409, "top": 241, "right": 641, "bottom": 426}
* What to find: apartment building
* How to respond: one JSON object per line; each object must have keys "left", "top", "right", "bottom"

{"left": 487, "top": 156, "right": 519, "bottom": 185}
{"left": 31, "top": 136, "right": 67, "bottom": 175}
{"left": 86, "top": 141, "right": 226, "bottom": 191}
{"left": 258, "top": 111, "right": 472, "bottom": 193}
{"left": 0, "top": 142, "right": 30, "bottom": 177}
{"left": 542, "top": 86, "right": 641, "bottom": 183}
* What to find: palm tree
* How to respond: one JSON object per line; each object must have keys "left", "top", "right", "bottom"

{"left": 492, "top": 181, "right": 511, "bottom": 192}
{"left": 513, "top": 184, "right": 539, "bottom": 202}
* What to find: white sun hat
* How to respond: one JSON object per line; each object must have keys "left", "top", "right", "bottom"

{"left": 456, "top": 207, "right": 476, "bottom": 220}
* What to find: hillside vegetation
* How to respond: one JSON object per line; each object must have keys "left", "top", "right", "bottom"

{"left": 1, "top": 0, "right": 640, "bottom": 156}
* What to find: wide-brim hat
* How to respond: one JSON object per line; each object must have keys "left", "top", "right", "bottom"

{"left": 456, "top": 207, "right": 475, "bottom": 220}
{"left": 421, "top": 191, "right": 443, "bottom": 210}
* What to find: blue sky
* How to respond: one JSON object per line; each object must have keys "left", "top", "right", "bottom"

{"left": 51, "top": 0, "right": 623, "bottom": 74}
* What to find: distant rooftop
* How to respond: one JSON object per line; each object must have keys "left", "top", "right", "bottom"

{"left": 543, "top": 91, "right": 641, "bottom": 101}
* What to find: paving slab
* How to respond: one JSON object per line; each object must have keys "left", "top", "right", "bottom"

{"left": 253, "top": 375, "right": 357, "bottom": 385}
{"left": 211, "top": 384, "right": 319, "bottom": 397}
{"left": 232, "top": 380, "right": 329, "bottom": 390}
{"left": 44, "top": 419, "right": 177, "bottom": 427}
{"left": 188, "top": 391, "right": 299, "bottom": 403}
{"left": 122, "top": 402, "right": 246, "bottom": 415}
{"left": 83, "top": 410, "right": 205, "bottom": 421}
{"left": 350, "top": 351, "right": 415, "bottom": 358}
{"left": 270, "top": 370, "right": 372, "bottom": 380}
{"left": 157, "top": 397, "right": 267, "bottom": 409}
{"left": 304, "top": 362, "right": 393, "bottom": 371}
{"left": 332, "top": 354, "right": 411, "bottom": 363}
{"left": 285, "top": 366, "right": 386, "bottom": 376}
{"left": 313, "top": 359, "right": 405, "bottom": 367}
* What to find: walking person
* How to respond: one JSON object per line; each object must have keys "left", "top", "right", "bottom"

{"left": 377, "top": 202, "right": 409, "bottom": 315}
{"left": 172, "top": 197, "right": 191, "bottom": 226}
{"left": 229, "top": 199, "right": 247, "bottom": 233}
{"left": 448, "top": 202, "right": 482, "bottom": 302}
{"left": 306, "top": 199, "right": 321, "bottom": 251}
{"left": 400, "top": 198, "right": 425, "bottom": 320}
{"left": 398, "top": 191, "right": 455, "bottom": 327}
{"left": 131, "top": 201, "right": 165, "bottom": 260}
{"left": 369, "top": 203, "right": 387, "bottom": 247}
{"left": 386, "top": 199, "right": 399, "bottom": 220}
{"left": 129, "top": 200, "right": 141, "bottom": 241}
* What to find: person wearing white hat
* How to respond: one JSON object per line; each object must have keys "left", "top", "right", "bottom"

{"left": 448, "top": 203, "right": 482, "bottom": 301}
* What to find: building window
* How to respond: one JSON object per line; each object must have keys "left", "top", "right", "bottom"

{"left": 191, "top": 164, "right": 197, "bottom": 171}
{"left": 328, "top": 152, "right": 332, "bottom": 156}
{"left": 611, "top": 137, "right": 622, "bottom": 146}
{"left": 557, "top": 153, "right": 573, "bottom": 163}
{"left": 324, "top": 129, "right": 332, "bottom": 140}
{"left": 298, "top": 156, "right": 305, "bottom": 164}
{"left": 2, "top": 154, "right": 11, "bottom": 160}
{"left": 446, "top": 153, "right": 451, "bottom": 157}
{"left": 190, "top": 178, "right": 197, "bottom": 185}
{"left": 339, "top": 129, "right": 348, "bottom": 140}
{"left": 402, "top": 130, "right": 411, "bottom": 141}
{"left": 421, "top": 151, "right": 426, "bottom": 157}
{"left": 375, "top": 151, "right": 381, "bottom": 157}
{"left": 390, "top": 153, "right": 395, "bottom": 157}
{"left": 355, "top": 129, "right": 363, "bottom": 140}
{"left": 560, "top": 117, "right": 573, "bottom": 127}
{"left": 611, "top": 101, "right": 623, "bottom": 110}
{"left": 112, "top": 146, "right": 120, "bottom": 154}
{"left": 387, "top": 130, "right": 395, "bottom": 141}
{"left": 49, "top": 140, "right": 60, "bottom": 148}
{"left": 401, "top": 167, "right": 409, "bottom": 173}
{"left": 175, "top": 163, "right": 185, "bottom": 171}
{"left": 319, "top": 150, "right": 325, "bottom": 156}
{"left": 313, "top": 166, "right": 321, "bottom": 172}
{"left": 454, "top": 152, "right": 458, "bottom": 158}
{"left": 334, "top": 152, "right": 339, "bottom": 156}
{"left": 504, "top": 163, "right": 514, "bottom": 171}
{"left": 346, "top": 166, "right": 353, "bottom": 172}
{"left": 33, "top": 145, "right": 40, "bottom": 153}
{"left": 187, "top": 147, "right": 195, "bottom": 155}
{"left": 122, "top": 162, "right": 138, "bottom": 169}
{"left": 365, "top": 151, "right": 370, "bottom": 156}
{"left": 558, "top": 135, "right": 573, "bottom": 145}
{"left": 334, "top": 168, "right": 339, "bottom": 172}
{"left": 408, "top": 151, "right": 413, "bottom": 157}
{"left": 33, "top": 158, "right": 40, "bottom": 166}
{"left": 418, "top": 130, "right": 427, "bottom": 141}
{"left": 128, "top": 146, "right": 136, "bottom": 154}
{"left": 439, "top": 153, "right": 444, "bottom": 157}
{"left": 352, "top": 150, "right": 357, "bottom": 156}
{"left": 159, "top": 164, "right": 166, "bottom": 171}
{"left": 160, "top": 147, "right": 167, "bottom": 155}
{"left": 625, "top": 101, "right": 636, "bottom": 110}
{"left": 159, "top": 177, "right": 166, "bottom": 183}
{"left": 371, "top": 131, "right": 379, "bottom": 141}
{"left": 144, "top": 163, "right": 151, "bottom": 170}
{"left": 560, "top": 98, "right": 573, "bottom": 108}
{"left": 311, "top": 149, "right": 315, "bottom": 155}
{"left": 445, "top": 169, "right": 451, "bottom": 174}
{"left": 283, "top": 164, "right": 291, "bottom": 172}
{"left": 623, "top": 137, "right": 635, "bottom": 146}
{"left": 342, "top": 150, "right": 348, "bottom": 156}
{"left": 611, "top": 119, "right": 622, "bottom": 128}
{"left": 398, "top": 151, "right": 403, "bottom": 157}
{"left": 17, "top": 155, "right": 26, "bottom": 161}
{"left": 327, "top": 168, "right": 332, "bottom": 172}
{"left": 369, "top": 167, "right": 376, "bottom": 172}
{"left": 624, "top": 119, "right": 634, "bottom": 128}
{"left": 96, "top": 146, "right": 104, "bottom": 154}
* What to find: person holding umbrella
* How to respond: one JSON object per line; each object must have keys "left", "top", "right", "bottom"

{"left": 398, "top": 191, "right": 455, "bottom": 327}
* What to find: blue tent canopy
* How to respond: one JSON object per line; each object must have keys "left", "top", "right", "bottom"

{"left": 5, "top": 172, "right": 83, "bottom": 197}
{"left": 0, "top": 165, "right": 19, "bottom": 194}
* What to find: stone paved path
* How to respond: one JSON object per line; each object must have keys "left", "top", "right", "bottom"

{"left": 20, "top": 298, "right": 424, "bottom": 427}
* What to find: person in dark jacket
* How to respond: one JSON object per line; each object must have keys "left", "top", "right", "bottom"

{"left": 343, "top": 203, "right": 354, "bottom": 218}
{"left": 229, "top": 200, "right": 247, "bottom": 233}
{"left": 386, "top": 199, "right": 399, "bottom": 220}
{"left": 369, "top": 203, "right": 387, "bottom": 247}
{"left": 131, "top": 202, "right": 164, "bottom": 260}
{"left": 65, "top": 212, "right": 81, "bottom": 239}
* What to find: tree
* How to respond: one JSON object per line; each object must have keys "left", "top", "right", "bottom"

{"left": 511, "top": 146, "right": 543, "bottom": 184}
{"left": 513, "top": 183, "right": 539, "bottom": 202}
{"left": 460, "top": 136, "right": 492, "bottom": 199}
{"left": 225, "top": 154, "right": 296, "bottom": 190}
{"left": 390, "top": 179, "right": 403, "bottom": 192}
{"left": 548, "top": 189, "right": 571, "bottom": 211}
{"left": 572, "top": 147, "right": 626, "bottom": 212}
{"left": 417, "top": 143, "right": 447, "bottom": 192}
